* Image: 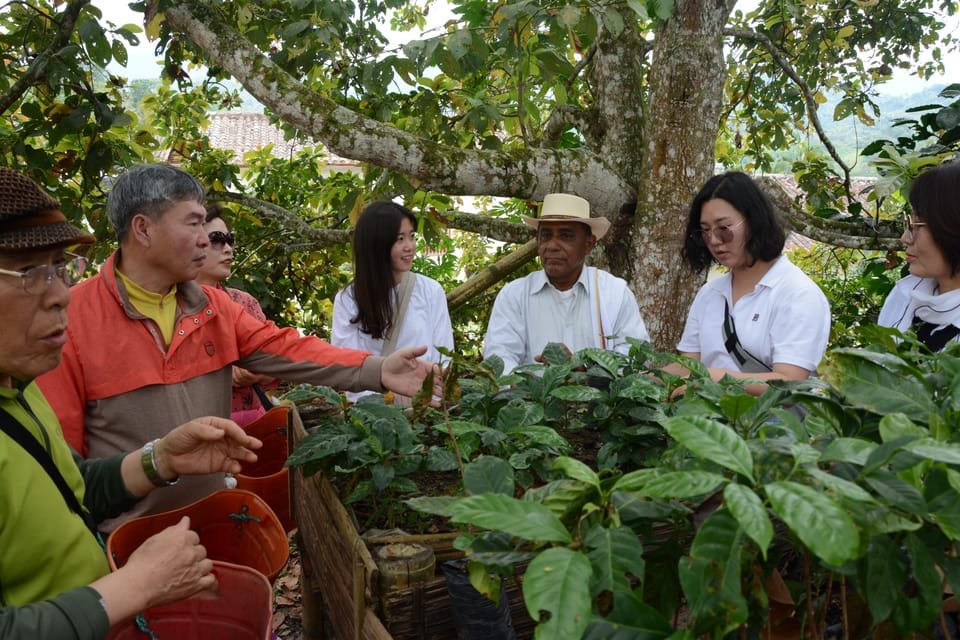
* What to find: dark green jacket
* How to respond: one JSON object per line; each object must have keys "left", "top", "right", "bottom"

{"left": 1, "top": 382, "right": 139, "bottom": 640}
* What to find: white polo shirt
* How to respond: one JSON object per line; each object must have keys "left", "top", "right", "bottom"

{"left": 677, "top": 255, "right": 831, "bottom": 372}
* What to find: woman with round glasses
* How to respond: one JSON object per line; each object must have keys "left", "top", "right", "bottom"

{"left": 332, "top": 201, "right": 453, "bottom": 404}
{"left": 196, "top": 204, "right": 276, "bottom": 425}
{"left": 674, "top": 171, "right": 831, "bottom": 393}
{"left": 878, "top": 160, "right": 960, "bottom": 351}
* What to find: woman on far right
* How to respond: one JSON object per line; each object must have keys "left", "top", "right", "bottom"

{"left": 878, "top": 159, "right": 960, "bottom": 351}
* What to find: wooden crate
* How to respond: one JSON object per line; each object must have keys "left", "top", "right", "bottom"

{"left": 289, "top": 405, "right": 535, "bottom": 640}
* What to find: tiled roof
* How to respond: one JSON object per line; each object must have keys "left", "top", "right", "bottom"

{"left": 203, "top": 112, "right": 359, "bottom": 167}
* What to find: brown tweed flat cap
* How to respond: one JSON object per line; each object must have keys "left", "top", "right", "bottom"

{"left": 0, "top": 167, "right": 95, "bottom": 251}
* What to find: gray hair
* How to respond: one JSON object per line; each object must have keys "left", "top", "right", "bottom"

{"left": 107, "top": 164, "right": 206, "bottom": 241}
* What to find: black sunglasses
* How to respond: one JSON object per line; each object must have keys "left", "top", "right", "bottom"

{"left": 208, "top": 231, "right": 235, "bottom": 247}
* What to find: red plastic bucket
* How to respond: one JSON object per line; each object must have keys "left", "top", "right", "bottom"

{"left": 235, "top": 405, "right": 294, "bottom": 532}
{"left": 105, "top": 560, "right": 273, "bottom": 640}
{"left": 107, "top": 488, "right": 289, "bottom": 582}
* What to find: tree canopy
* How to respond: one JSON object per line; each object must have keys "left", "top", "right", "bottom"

{"left": 1, "top": 0, "right": 957, "bottom": 347}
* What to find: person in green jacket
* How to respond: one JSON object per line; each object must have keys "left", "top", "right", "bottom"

{"left": 0, "top": 166, "right": 262, "bottom": 639}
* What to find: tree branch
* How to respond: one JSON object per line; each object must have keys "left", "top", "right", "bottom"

{"left": 540, "top": 104, "right": 591, "bottom": 148}
{"left": 0, "top": 0, "right": 90, "bottom": 115}
{"left": 725, "top": 27, "right": 853, "bottom": 194}
{"left": 161, "top": 1, "right": 635, "bottom": 217}
{"left": 432, "top": 209, "right": 534, "bottom": 244}
{"left": 211, "top": 192, "right": 350, "bottom": 245}
{"left": 756, "top": 177, "right": 902, "bottom": 251}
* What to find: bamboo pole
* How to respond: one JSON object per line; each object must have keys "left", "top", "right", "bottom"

{"left": 446, "top": 239, "right": 539, "bottom": 311}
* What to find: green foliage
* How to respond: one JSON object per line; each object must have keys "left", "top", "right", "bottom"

{"left": 408, "top": 333, "right": 960, "bottom": 638}
{"left": 792, "top": 246, "right": 902, "bottom": 348}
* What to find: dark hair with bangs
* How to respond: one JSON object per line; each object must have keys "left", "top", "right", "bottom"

{"left": 909, "top": 159, "right": 960, "bottom": 276}
{"left": 204, "top": 203, "right": 231, "bottom": 229}
{"left": 681, "top": 171, "right": 786, "bottom": 273}
{"left": 350, "top": 201, "right": 417, "bottom": 339}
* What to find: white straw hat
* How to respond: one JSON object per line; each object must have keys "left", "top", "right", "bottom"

{"left": 521, "top": 193, "right": 610, "bottom": 239}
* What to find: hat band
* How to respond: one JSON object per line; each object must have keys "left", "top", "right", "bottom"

{"left": 0, "top": 208, "right": 70, "bottom": 233}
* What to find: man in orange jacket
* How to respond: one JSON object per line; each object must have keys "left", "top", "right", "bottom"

{"left": 38, "top": 163, "right": 439, "bottom": 531}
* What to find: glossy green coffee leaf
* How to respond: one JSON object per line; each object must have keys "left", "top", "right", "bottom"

{"left": 662, "top": 416, "right": 754, "bottom": 482}
{"left": 524, "top": 548, "right": 592, "bottom": 640}
{"left": 447, "top": 494, "right": 572, "bottom": 543}
{"left": 766, "top": 481, "right": 859, "bottom": 565}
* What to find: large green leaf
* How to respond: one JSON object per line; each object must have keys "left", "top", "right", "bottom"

{"left": 641, "top": 471, "right": 726, "bottom": 499}
{"left": 903, "top": 438, "right": 960, "bottom": 465}
{"left": 806, "top": 468, "right": 877, "bottom": 503}
{"left": 405, "top": 495, "right": 458, "bottom": 516}
{"left": 584, "top": 525, "right": 645, "bottom": 595}
{"left": 723, "top": 483, "right": 773, "bottom": 557}
{"left": 612, "top": 468, "right": 660, "bottom": 492}
{"left": 862, "top": 535, "right": 908, "bottom": 623}
{"left": 447, "top": 494, "right": 572, "bottom": 543}
{"left": 820, "top": 350, "right": 935, "bottom": 420}
{"left": 679, "top": 509, "right": 748, "bottom": 635}
{"left": 464, "top": 455, "right": 515, "bottom": 496}
{"left": 661, "top": 416, "right": 754, "bottom": 482}
{"left": 582, "top": 589, "right": 673, "bottom": 639}
{"left": 891, "top": 533, "right": 945, "bottom": 634}
{"left": 863, "top": 471, "right": 927, "bottom": 516}
{"left": 552, "top": 456, "right": 600, "bottom": 489}
{"left": 820, "top": 437, "right": 876, "bottom": 465}
{"left": 550, "top": 385, "right": 607, "bottom": 403}
{"left": 524, "top": 548, "right": 592, "bottom": 640}
{"left": 766, "top": 481, "right": 860, "bottom": 566}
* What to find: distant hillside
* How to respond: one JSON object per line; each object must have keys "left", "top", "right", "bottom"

{"left": 780, "top": 83, "right": 955, "bottom": 176}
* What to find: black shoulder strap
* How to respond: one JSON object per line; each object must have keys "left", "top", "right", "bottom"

{"left": 722, "top": 299, "right": 773, "bottom": 374}
{"left": 911, "top": 316, "right": 960, "bottom": 352}
{"left": 252, "top": 384, "right": 273, "bottom": 411}
{"left": 0, "top": 407, "right": 101, "bottom": 539}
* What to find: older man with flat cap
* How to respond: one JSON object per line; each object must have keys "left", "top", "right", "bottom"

{"left": 0, "top": 167, "right": 262, "bottom": 638}
{"left": 483, "top": 193, "right": 649, "bottom": 374}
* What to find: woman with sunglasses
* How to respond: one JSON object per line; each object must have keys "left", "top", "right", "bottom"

{"left": 196, "top": 204, "right": 276, "bottom": 425}
{"left": 878, "top": 160, "right": 960, "bottom": 351}
{"left": 673, "top": 171, "right": 831, "bottom": 394}
{"left": 332, "top": 201, "right": 453, "bottom": 404}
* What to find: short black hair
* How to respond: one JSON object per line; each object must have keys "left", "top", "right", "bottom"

{"left": 909, "top": 159, "right": 960, "bottom": 276}
{"left": 681, "top": 171, "right": 786, "bottom": 273}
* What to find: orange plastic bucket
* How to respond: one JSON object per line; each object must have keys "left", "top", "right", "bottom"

{"left": 105, "top": 560, "right": 273, "bottom": 640}
{"left": 107, "top": 488, "right": 289, "bottom": 582}
{"left": 235, "top": 405, "right": 294, "bottom": 532}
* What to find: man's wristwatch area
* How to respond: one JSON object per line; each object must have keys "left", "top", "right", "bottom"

{"left": 141, "top": 439, "right": 180, "bottom": 487}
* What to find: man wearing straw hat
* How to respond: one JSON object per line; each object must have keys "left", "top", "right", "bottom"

{"left": 0, "top": 167, "right": 262, "bottom": 638}
{"left": 483, "top": 193, "right": 649, "bottom": 375}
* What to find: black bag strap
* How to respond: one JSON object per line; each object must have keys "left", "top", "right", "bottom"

{"left": 0, "top": 407, "right": 101, "bottom": 540}
{"left": 252, "top": 384, "right": 273, "bottom": 411}
{"left": 722, "top": 299, "right": 773, "bottom": 374}
{"left": 911, "top": 316, "right": 960, "bottom": 352}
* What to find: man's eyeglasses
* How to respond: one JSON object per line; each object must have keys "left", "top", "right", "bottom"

{"left": 208, "top": 231, "right": 235, "bottom": 248}
{"left": 903, "top": 213, "right": 927, "bottom": 243}
{"left": 0, "top": 252, "right": 86, "bottom": 295}
{"left": 695, "top": 219, "right": 746, "bottom": 245}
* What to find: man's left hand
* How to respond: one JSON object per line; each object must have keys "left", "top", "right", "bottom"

{"left": 381, "top": 346, "right": 443, "bottom": 406}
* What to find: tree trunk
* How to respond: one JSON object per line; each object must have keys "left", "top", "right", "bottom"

{"left": 626, "top": 0, "right": 733, "bottom": 350}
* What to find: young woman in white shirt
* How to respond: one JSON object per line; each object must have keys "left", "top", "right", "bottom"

{"left": 331, "top": 201, "right": 453, "bottom": 402}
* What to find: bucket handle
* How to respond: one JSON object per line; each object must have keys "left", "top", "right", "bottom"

{"left": 229, "top": 503, "right": 263, "bottom": 529}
